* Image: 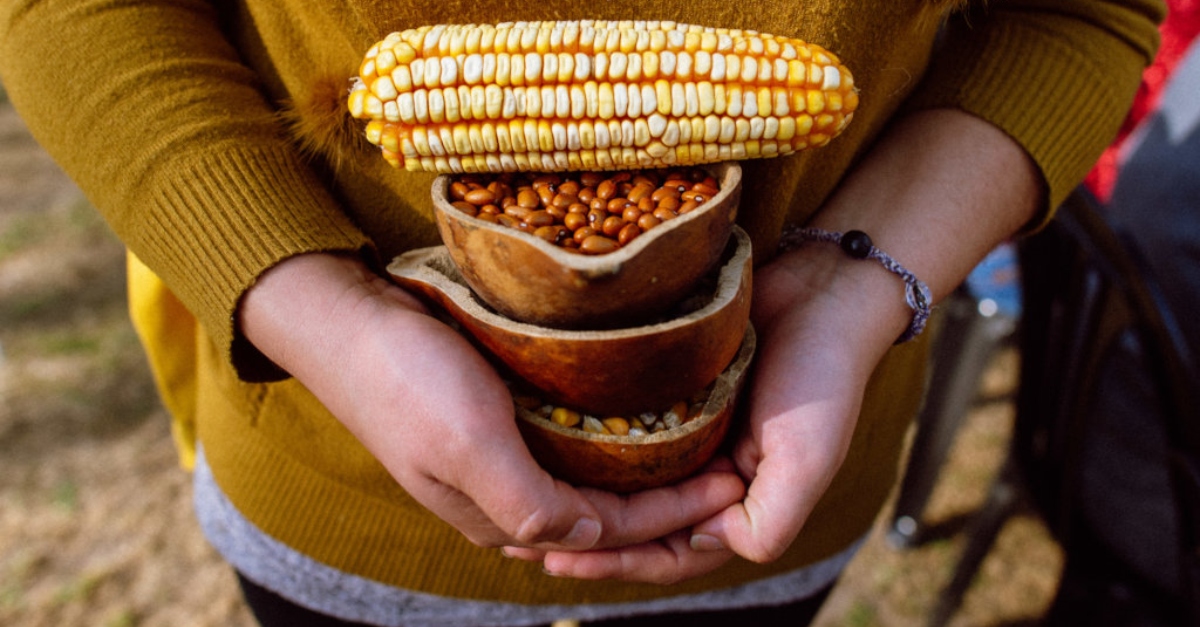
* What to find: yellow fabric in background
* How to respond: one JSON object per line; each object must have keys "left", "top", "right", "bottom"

{"left": 127, "top": 250, "right": 198, "bottom": 470}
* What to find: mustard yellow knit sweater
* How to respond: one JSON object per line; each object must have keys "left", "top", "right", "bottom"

{"left": 0, "top": 0, "right": 1162, "bottom": 604}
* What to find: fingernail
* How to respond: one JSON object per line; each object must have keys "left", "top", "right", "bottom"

{"left": 499, "top": 547, "right": 515, "bottom": 558}
{"left": 563, "top": 517, "right": 601, "bottom": 549}
{"left": 542, "top": 566, "right": 562, "bottom": 578}
{"left": 690, "top": 533, "right": 725, "bottom": 552}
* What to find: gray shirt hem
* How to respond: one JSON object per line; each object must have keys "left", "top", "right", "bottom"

{"left": 193, "top": 449, "right": 859, "bottom": 626}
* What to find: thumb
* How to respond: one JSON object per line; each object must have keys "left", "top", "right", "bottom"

{"left": 458, "top": 439, "right": 603, "bottom": 550}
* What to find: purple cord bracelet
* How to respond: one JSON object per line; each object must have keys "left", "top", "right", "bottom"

{"left": 778, "top": 224, "right": 933, "bottom": 344}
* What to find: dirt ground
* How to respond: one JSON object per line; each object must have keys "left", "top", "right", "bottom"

{"left": 0, "top": 86, "right": 1063, "bottom": 627}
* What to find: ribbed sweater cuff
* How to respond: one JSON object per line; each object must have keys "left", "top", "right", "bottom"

{"left": 906, "top": 11, "right": 1153, "bottom": 227}
{"left": 136, "top": 145, "right": 371, "bottom": 381}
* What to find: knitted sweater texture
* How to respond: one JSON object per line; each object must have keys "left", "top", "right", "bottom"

{"left": 0, "top": 0, "right": 1162, "bottom": 605}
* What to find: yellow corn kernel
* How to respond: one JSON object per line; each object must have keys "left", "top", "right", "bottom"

{"left": 602, "top": 417, "right": 631, "bottom": 436}
{"left": 351, "top": 21, "right": 857, "bottom": 173}
{"left": 550, "top": 407, "right": 582, "bottom": 428}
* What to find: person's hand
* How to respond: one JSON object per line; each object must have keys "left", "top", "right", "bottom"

{"left": 237, "top": 252, "right": 747, "bottom": 552}
{"left": 502, "top": 241, "right": 910, "bottom": 582}
{"left": 503, "top": 108, "right": 1043, "bottom": 583}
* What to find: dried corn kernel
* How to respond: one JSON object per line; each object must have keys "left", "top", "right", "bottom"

{"left": 510, "top": 382, "right": 716, "bottom": 438}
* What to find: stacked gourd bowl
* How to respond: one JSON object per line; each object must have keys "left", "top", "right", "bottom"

{"left": 388, "top": 163, "right": 754, "bottom": 492}
{"left": 357, "top": 20, "right": 859, "bottom": 491}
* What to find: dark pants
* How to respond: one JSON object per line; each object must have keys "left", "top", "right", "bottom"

{"left": 237, "top": 571, "right": 834, "bottom": 627}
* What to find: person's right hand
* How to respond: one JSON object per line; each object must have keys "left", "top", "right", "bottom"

{"left": 237, "top": 252, "right": 747, "bottom": 552}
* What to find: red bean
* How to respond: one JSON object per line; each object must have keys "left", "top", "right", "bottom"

{"left": 617, "top": 223, "right": 642, "bottom": 246}
{"left": 579, "top": 234, "right": 620, "bottom": 255}
{"left": 463, "top": 188, "right": 496, "bottom": 206}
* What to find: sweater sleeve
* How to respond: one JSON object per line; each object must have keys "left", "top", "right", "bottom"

{"left": 0, "top": 0, "right": 372, "bottom": 381}
{"left": 905, "top": 0, "right": 1165, "bottom": 223}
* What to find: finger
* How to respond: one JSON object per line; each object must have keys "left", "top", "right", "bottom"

{"left": 489, "top": 457, "right": 743, "bottom": 552}
{"left": 691, "top": 412, "right": 846, "bottom": 563}
{"left": 575, "top": 457, "right": 745, "bottom": 549}
{"left": 499, "top": 546, "right": 546, "bottom": 561}
{"left": 399, "top": 469, "right": 596, "bottom": 551}
{"left": 541, "top": 530, "right": 735, "bottom": 584}
{"left": 436, "top": 422, "right": 609, "bottom": 550}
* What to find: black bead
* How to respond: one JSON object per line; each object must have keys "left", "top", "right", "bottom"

{"left": 840, "top": 230, "right": 873, "bottom": 259}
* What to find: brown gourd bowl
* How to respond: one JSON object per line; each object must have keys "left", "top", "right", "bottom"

{"left": 515, "top": 324, "right": 755, "bottom": 492}
{"left": 431, "top": 161, "right": 742, "bottom": 329}
{"left": 386, "top": 226, "right": 753, "bottom": 418}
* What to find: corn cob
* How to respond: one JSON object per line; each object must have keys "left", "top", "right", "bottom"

{"left": 348, "top": 21, "right": 857, "bottom": 173}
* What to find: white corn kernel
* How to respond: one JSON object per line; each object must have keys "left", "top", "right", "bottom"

{"left": 574, "top": 53, "right": 591, "bottom": 80}
{"left": 627, "top": 83, "right": 642, "bottom": 117}
{"left": 619, "top": 119, "right": 635, "bottom": 147}
{"left": 371, "top": 75, "right": 397, "bottom": 100}
{"left": 383, "top": 100, "right": 400, "bottom": 122}
{"left": 647, "top": 112, "right": 667, "bottom": 137}
{"left": 555, "top": 85, "right": 570, "bottom": 118}
{"left": 463, "top": 54, "right": 483, "bottom": 84}
{"left": 521, "top": 88, "right": 541, "bottom": 119}
{"left": 694, "top": 51, "right": 711, "bottom": 78}
{"left": 612, "top": 83, "right": 628, "bottom": 118}
{"left": 710, "top": 53, "right": 726, "bottom": 81}
{"left": 749, "top": 116, "right": 765, "bottom": 140}
{"left": 594, "top": 51, "right": 608, "bottom": 80}
{"left": 662, "top": 120, "right": 680, "bottom": 146}
{"left": 440, "top": 57, "right": 458, "bottom": 85}
{"left": 565, "top": 122, "right": 582, "bottom": 150}
{"left": 740, "top": 57, "right": 758, "bottom": 83}
{"left": 638, "top": 82, "right": 657, "bottom": 114}
{"left": 523, "top": 52, "right": 541, "bottom": 83}
{"left": 626, "top": 52, "right": 642, "bottom": 80}
{"left": 676, "top": 51, "right": 692, "bottom": 79}
{"left": 822, "top": 65, "right": 841, "bottom": 91}
{"left": 660, "top": 50, "right": 676, "bottom": 77}
{"left": 570, "top": 86, "right": 587, "bottom": 118}
{"left": 609, "top": 52, "right": 627, "bottom": 79}
{"left": 445, "top": 87, "right": 464, "bottom": 122}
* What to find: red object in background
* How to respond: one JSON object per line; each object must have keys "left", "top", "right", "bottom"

{"left": 1085, "top": 0, "right": 1200, "bottom": 202}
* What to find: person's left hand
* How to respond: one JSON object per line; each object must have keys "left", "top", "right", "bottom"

{"left": 501, "top": 239, "right": 909, "bottom": 583}
{"left": 502, "top": 108, "right": 1041, "bottom": 584}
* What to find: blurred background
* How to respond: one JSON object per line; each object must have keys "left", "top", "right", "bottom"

{"left": 0, "top": 81, "right": 1064, "bottom": 627}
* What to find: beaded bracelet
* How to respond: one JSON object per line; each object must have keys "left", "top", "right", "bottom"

{"left": 778, "top": 224, "right": 932, "bottom": 343}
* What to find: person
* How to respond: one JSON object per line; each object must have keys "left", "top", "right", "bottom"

{"left": 1045, "top": 35, "right": 1200, "bottom": 626}
{"left": 0, "top": 1, "right": 1163, "bottom": 625}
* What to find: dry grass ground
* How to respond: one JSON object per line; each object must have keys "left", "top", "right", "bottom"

{"left": 0, "top": 86, "right": 1062, "bottom": 627}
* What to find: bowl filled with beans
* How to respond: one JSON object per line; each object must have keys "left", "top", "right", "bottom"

{"left": 431, "top": 162, "right": 741, "bottom": 329}
{"left": 511, "top": 324, "right": 755, "bottom": 493}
